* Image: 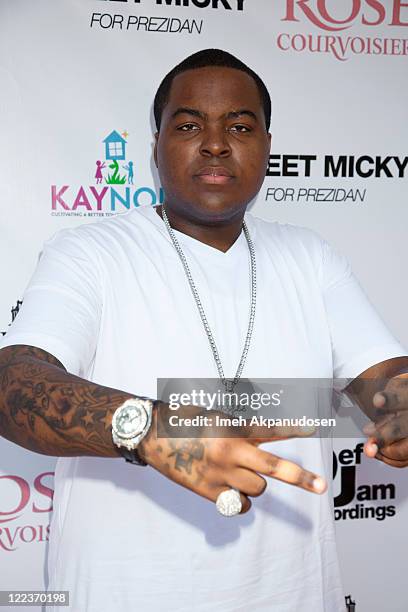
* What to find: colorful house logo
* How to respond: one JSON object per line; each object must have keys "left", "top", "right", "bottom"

{"left": 104, "top": 130, "right": 127, "bottom": 160}
{"left": 95, "top": 130, "right": 134, "bottom": 185}
{"left": 51, "top": 129, "right": 162, "bottom": 217}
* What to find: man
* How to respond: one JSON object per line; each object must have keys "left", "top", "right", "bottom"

{"left": 0, "top": 49, "right": 407, "bottom": 611}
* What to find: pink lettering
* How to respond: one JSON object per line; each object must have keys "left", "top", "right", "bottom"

{"left": 350, "top": 36, "right": 365, "bottom": 52}
{"left": 292, "top": 33, "right": 306, "bottom": 50}
{"left": 277, "top": 33, "right": 290, "bottom": 50}
{"left": 391, "top": 0, "right": 408, "bottom": 25}
{"left": 0, "top": 475, "right": 30, "bottom": 522}
{"left": 33, "top": 472, "right": 54, "bottom": 513}
{"left": 51, "top": 185, "right": 69, "bottom": 210}
{"left": 282, "top": 0, "right": 355, "bottom": 31}
{"left": 90, "top": 186, "right": 109, "bottom": 211}
{"left": 317, "top": 0, "right": 361, "bottom": 26}
{"left": 20, "top": 526, "right": 36, "bottom": 543}
{"left": 325, "top": 35, "right": 344, "bottom": 60}
{"left": 390, "top": 37, "right": 402, "bottom": 53}
{"left": 72, "top": 187, "right": 92, "bottom": 211}
{"left": 0, "top": 526, "right": 20, "bottom": 551}
{"left": 337, "top": 36, "right": 352, "bottom": 57}
{"left": 37, "top": 524, "right": 50, "bottom": 542}
{"left": 282, "top": 0, "right": 408, "bottom": 29}
{"left": 363, "top": 0, "right": 386, "bottom": 24}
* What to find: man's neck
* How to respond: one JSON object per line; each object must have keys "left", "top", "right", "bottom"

{"left": 155, "top": 205, "right": 244, "bottom": 253}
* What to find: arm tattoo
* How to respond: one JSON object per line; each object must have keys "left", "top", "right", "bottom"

{"left": 0, "top": 345, "right": 132, "bottom": 458}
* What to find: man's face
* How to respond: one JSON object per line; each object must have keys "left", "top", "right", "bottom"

{"left": 154, "top": 66, "right": 271, "bottom": 224}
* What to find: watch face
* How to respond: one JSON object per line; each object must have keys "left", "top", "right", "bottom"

{"left": 115, "top": 405, "right": 148, "bottom": 439}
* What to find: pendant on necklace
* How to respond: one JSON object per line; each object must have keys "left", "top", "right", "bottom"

{"left": 221, "top": 379, "right": 241, "bottom": 417}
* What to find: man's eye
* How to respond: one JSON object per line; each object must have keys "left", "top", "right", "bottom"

{"left": 177, "top": 124, "right": 200, "bottom": 131}
{"left": 229, "top": 125, "right": 251, "bottom": 133}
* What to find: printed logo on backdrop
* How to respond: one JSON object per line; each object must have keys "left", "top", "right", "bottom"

{"left": 264, "top": 153, "right": 408, "bottom": 205}
{"left": 333, "top": 443, "right": 396, "bottom": 521}
{"left": 0, "top": 472, "right": 53, "bottom": 552}
{"left": 91, "top": 0, "right": 245, "bottom": 35}
{"left": 1, "top": 301, "right": 22, "bottom": 337}
{"left": 51, "top": 130, "right": 164, "bottom": 217}
{"left": 275, "top": 1, "right": 408, "bottom": 61}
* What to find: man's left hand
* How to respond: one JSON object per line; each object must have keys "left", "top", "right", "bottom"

{"left": 363, "top": 373, "right": 408, "bottom": 467}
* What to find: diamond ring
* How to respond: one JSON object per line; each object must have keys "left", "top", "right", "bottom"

{"left": 216, "top": 488, "right": 242, "bottom": 517}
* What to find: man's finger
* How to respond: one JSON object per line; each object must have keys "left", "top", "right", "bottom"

{"left": 211, "top": 486, "right": 252, "bottom": 515}
{"left": 373, "top": 451, "right": 408, "bottom": 468}
{"left": 373, "top": 377, "right": 408, "bottom": 416}
{"left": 237, "top": 445, "right": 326, "bottom": 494}
{"left": 363, "top": 413, "right": 395, "bottom": 435}
{"left": 374, "top": 438, "right": 408, "bottom": 465}
{"left": 363, "top": 438, "right": 378, "bottom": 458}
{"left": 367, "top": 414, "right": 408, "bottom": 448}
{"left": 227, "top": 468, "right": 267, "bottom": 498}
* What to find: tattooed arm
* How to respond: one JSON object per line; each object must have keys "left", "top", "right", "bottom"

{"left": 0, "top": 344, "right": 133, "bottom": 458}
{"left": 0, "top": 344, "right": 327, "bottom": 512}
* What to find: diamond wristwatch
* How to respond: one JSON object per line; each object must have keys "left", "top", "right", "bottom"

{"left": 111, "top": 398, "right": 154, "bottom": 466}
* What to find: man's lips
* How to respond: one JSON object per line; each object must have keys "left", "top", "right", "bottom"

{"left": 194, "top": 166, "right": 235, "bottom": 185}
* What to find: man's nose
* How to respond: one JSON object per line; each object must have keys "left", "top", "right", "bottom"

{"left": 199, "top": 126, "right": 231, "bottom": 158}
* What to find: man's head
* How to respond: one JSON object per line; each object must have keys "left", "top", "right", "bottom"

{"left": 154, "top": 49, "right": 271, "bottom": 133}
{"left": 154, "top": 49, "right": 272, "bottom": 225}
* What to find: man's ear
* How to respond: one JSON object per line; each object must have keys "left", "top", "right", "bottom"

{"left": 153, "top": 132, "right": 159, "bottom": 168}
{"left": 265, "top": 132, "right": 272, "bottom": 170}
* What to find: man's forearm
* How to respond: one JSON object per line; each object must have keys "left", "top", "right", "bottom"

{"left": 0, "top": 345, "right": 132, "bottom": 458}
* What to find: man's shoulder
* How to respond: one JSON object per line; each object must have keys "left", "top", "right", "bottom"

{"left": 247, "top": 212, "right": 324, "bottom": 253}
{"left": 47, "top": 207, "right": 152, "bottom": 251}
{"left": 66, "top": 207, "right": 146, "bottom": 238}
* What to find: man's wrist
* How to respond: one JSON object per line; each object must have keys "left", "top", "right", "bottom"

{"left": 111, "top": 397, "right": 159, "bottom": 466}
{"left": 137, "top": 400, "right": 161, "bottom": 464}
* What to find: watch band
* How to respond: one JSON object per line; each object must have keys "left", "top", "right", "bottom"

{"left": 117, "top": 445, "right": 148, "bottom": 466}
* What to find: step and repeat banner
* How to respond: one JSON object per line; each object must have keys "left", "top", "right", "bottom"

{"left": 1, "top": 1, "right": 407, "bottom": 610}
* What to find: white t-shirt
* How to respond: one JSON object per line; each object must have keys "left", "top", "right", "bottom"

{"left": 1, "top": 206, "right": 406, "bottom": 612}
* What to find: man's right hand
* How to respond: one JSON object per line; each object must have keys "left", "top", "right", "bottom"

{"left": 138, "top": 402, "right": 327, "bottom": 514}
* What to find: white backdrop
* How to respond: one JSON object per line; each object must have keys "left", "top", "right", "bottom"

{"left": 1, "top": 1, "right": 407, "bottom": 610}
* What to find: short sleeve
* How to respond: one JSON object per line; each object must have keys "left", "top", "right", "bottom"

{"left": 0, "top": 228, "right": 102, "bottom": 377}
{"left": 320, "top": 240, "right": 407, "bottom": 380}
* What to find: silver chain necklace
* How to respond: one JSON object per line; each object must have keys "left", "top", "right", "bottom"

{"left": 161, "top": 206, "right": 256, "bottom": 394}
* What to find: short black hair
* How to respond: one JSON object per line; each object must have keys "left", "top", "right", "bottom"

{"left": 153, "top": 48, "right": 271, "bottom": 132}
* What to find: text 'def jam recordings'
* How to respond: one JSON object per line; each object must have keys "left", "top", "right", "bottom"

{"left": 276, "top": 0, "right": 408, "bottom": 61}
{"left": 333, "top": 444, "right": 396, "bottom": 521}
